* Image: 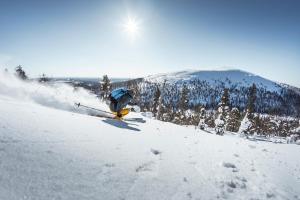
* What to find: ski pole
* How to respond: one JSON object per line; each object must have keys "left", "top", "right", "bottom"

{"left": 74, "top": 102, "right": 114, "bottom": 115}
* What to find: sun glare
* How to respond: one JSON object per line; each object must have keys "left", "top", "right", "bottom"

{"left": 123, "top": 16, "right": 140, "bottom": 39}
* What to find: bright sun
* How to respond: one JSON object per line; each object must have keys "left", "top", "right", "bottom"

{"left": 123, "top": 16, "right": 140, "bottom": 39}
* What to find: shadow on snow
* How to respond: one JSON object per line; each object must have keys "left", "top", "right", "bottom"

{"left": 102, "top": 118, "right": 141, "bottom": 132}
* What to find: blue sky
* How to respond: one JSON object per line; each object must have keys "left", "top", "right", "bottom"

{"left": 0, "top": 0, "right": 299, "bottom": 87}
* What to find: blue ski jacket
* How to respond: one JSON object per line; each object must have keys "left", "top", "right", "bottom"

{"left": 109, "top": 88, "right": 133, "bottom": 112}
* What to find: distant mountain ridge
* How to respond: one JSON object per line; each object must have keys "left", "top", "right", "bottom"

{"left": 111, "top": 69, "right": 300, "bottom": 118}
{"left": 145, "top": 69, "right": 284, "bottom": 92}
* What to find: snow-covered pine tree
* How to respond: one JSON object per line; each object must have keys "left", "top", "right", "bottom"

{"left": 205, "top": 111, "right": 216, "bottom": 128}
{"left": 100, "top": 75, "right": 111, "bottom": 99}
{"left": 156, "top": 80, "right": 166, "bottom": 120}
{"left": 247, "top": 84, "right": 256, "bottom": 118}
{"left": 129, "top": 80, "right": 141, "bottom": 105}
{"left": 152, "top": 85, "right": 161, "bottom": 117}
{"left": 172, "top": 110, "right": 181, "bottom": 124}
{"left": 182, "top": 84, "right": 189, "bottom": 110}
{"left": 198, "top": 107, "right": 206, "bottom": 130}
{"left": 15, "top": 65, "right": 27, "bottom": 80}
{"left": 226, "top": 107, "right": 241, "bottom": 132}
{"left": 239, "top": 84, "right": 257, "bottom": 135}
{"left": 259, "top": 115, "right": 273, "bottom": 136}
{"left": 179, "top": 83, "right": 189, "bottom": 122}
{"left": 253, "top": 114, "right": 263, "bottom": 135}
{"left": 278, "top": 120, "right": 289, "bottom": 137}
{"left": 214, "top": 88, "right": 230, "bottom": 135}
{"left": 184, "top": 109, "right": 196, "bottom": 125}
{"left": 266, "top": 117, "right": 278, "bottom": 136}
{"left": 291, "top": 120, "right": 300, "bottom": 141}
{"left": 286, "top": 119, "right": 299, "bottom": 143}
{"left": 296, "top": 120, "right": 300, "bottom": 134}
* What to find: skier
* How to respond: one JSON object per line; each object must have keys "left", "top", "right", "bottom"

{"left": 109, "top": 88, "right": 134, "bottom": 118}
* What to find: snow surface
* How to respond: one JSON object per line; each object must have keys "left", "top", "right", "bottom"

{"left": 1, "top": 73, "right": 300, "bottom": 200}
{"left": 145, "top": 69, "right": 281, "bottom": 92}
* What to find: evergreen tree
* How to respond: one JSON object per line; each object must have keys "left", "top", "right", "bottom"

{"left": 15, "top": 65, "right": 27, "bottom": 80}
{"left": 205, "top": 111, "right": 216, "bottom": 128}
{"left": 226, "top": 107, "right": 241, "bottom": 132}
{"left": 215, "top": 88, "right": 230, "bottom": 135}
{"left": 198, "top": 107, "right": 206, "bottom": 130}
{"left": 127, "top": 80, "right": 140, "bottom": 106}
{"left": 239, "top": 84, "right": 257, "bottom": 135}
{"left": 278, "top": 120, "right": 289, "bottom": 137}
{"left": 247, "top": 84, "right": 257, "bottom": 119}
{"left": 100, "top": 75, "right": 111, "bottom": 99}
{"left": 253, "top": 114, "right": 262, "bottom": 135}
{"left": 179, "top": 83, "right": 189, "bottom": 121}
{"left": 291, "top": 120, "right": 300, "bottom": 138}
{"left": 180, "top": 83, "right": 189, "bottom": 110}
{"left": 152, "top": 85, "right": 161, "bottom": 116}
{"left": 156, "top": 80, "right": 166, "bottom": 120}
{"left": 265, "top": 117, "right": 278, "bottom": 136}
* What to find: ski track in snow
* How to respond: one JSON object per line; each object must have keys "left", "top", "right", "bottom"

{"left": 0, "top": 81, "right": 300, "bottom": 199}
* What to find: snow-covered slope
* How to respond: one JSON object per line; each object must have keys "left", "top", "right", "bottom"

{"left": 145, "top": 69, "right": 281, "bottom": 91}
{"left": 0, "top": 74, "right": 300, "bottom": 200}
